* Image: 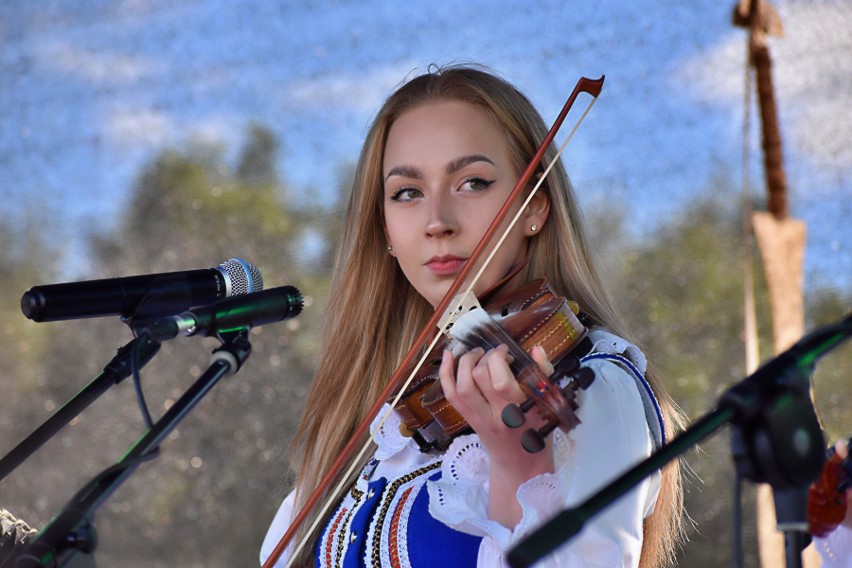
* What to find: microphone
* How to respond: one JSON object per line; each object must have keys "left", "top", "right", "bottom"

{"left": 20, "top": 258, "right": 263, "bottom": 323}
{"left": 142, "top": 285, "right": 303, "bottom": 340}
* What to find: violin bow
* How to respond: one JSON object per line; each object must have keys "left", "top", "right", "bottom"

{"left": 264, "top": 74, "right": 605, "bottom": 568}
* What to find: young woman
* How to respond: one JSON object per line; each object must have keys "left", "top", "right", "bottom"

{"left": 261, "top": 64, "right": 687, "bottom": 568}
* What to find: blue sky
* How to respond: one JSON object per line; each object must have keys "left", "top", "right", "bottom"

{"left": 1, "top": 0, "right": 849, "bottom": 295}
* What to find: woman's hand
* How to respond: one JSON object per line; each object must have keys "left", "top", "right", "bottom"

{"left": 439, "top": 344, "right": 556, "bottom": 528}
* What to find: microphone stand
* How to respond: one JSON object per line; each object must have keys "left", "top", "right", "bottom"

{"left": 14, "top": 330, "right": 252, "bottom": 568}
{"left": 0, "top": 336, "right": 161, "bottom": 482}
{"left": 507, "top": 314, "right": 851, "bottom": 568}
{"left": 2, "top": 277, "right": 209, "bottom": 482}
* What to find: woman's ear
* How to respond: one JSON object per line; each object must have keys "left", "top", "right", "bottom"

{"left": 523, "top": 189, "right": 551, "bottom": 236}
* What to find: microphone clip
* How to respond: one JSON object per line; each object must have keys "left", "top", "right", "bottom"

{"left": 210, "top": 330, "right": 253, "bottom": 375}
{"left": 724, "top": 360, "right": 825, "bottom": 491}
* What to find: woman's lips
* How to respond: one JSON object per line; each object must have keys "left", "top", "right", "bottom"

{"left": 425, "top": 256, "right": 467, "bottom": 276}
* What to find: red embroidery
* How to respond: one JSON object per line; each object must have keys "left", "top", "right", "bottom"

{"left": 325, "top": 507, "right": 348, "bottom": 566}
{"left": 387, "top": 487, "right": 414, "bottom": 568}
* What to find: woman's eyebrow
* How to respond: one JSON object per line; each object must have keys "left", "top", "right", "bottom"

{"left": 384, "top": 154, "right": 495, "bottom": 182}
{"left": 445, "top": 154, "right": 494, "bottom": 175}
{"left": 385, "top": 164, "right": 422, "bottom": 181}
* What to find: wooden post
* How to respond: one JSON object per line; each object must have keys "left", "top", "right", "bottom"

{"left": 752, "top": 213, "right": 820, "bottom": 567}
{"left": 733, "top": 1, "right": 821, "bottom": 565}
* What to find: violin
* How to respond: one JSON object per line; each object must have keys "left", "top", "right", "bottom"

{"left": 808, "top": 439, "right": 851, "bottom": 538}
{"left": 393, "top": 276, "right": 596, "bottom": 454}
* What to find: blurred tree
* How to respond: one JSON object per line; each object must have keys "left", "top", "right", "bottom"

{"left": 0, "top": 216, "right": 63, "bottom": 467}
{"left": 605, "top": 193, "right": 771, "bottom": 566}
{"left": 615, "top": 198, "right": 773, "bottom": 414}
{"left": 591, "top": 188, "right": 849, "bottom": 566}
{"left": 0, "top": 221, "right": 58, "bottom": 394}
{"left": 2, "top": 133, "right": 845, "bottom": 566}
{"left": 1, "top": 126, "right": 342, "bottom": 568}
{"left": 806, "top": 291, "right": 851, "bottom": 445}
{"left": 237, "top": 124, "right": 280, "bottom": 187}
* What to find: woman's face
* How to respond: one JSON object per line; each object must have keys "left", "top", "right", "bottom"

{"left": 382, "top": 100, "right": 547, "bottom": 308}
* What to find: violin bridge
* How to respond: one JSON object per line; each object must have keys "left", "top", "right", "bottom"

{"left": 438, "top": 291, "right": 482, "bottom": 334}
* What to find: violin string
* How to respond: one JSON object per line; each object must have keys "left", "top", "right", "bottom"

{"left": 451, "top": 308, "right": 531, "bottom": 367}
{"left": 455, "top": 92, "right": 600, "bottom": 311}
{"left": 279, "top": 86, "right": 601, "bottom": 568}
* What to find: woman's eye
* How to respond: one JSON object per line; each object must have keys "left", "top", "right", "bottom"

{"left": 461, "top": 177, "right": 496, "bottom": 192}
{"left": 389, "top": 187, "right": 422, "bottom": 202}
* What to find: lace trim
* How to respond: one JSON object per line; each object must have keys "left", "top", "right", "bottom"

{"left": 385, "top": 485, "right": 416, "bottom": 568}
{"left": 369, "top": 403, "right": 415, "bottom": 460}
{"left": 443, "top": 434, "right": 490, "bottom": 483}
{"left": 428, "top": 432, "right": 573, "bottom": 549}
{"left": 365, "top": 459, "right": 442, "bottom": 568}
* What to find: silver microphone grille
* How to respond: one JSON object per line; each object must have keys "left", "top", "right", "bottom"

{"left": 218, "top": 258, "right": 264, "bottom": 296}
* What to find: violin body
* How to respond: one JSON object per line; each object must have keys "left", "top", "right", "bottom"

{"left": 808, "top": 441, "right": 851, "bottom": 538}
{"left": 393, "top": 278, "right": 594, "bottom": 453}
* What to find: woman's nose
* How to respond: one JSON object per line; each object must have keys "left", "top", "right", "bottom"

{"left": 424, "top": 196, "right": 458, "bottom": 237}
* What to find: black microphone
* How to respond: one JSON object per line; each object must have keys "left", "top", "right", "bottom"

{"left": 142, "top": 285, "right": 303, "bottom": 340}
{"left": 20, "top": 258, "right": 263, "bottom": 323}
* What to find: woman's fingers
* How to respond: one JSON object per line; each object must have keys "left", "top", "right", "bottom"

{"left": 531, "top": 345, "right": 554, "bottom": 376}
{"left": 441, "top": 344, "right": 542, "bottom": 426}
{"left": 479, "top": 345, "right": 526, "bottom": 405}
{"left": 440, "top": 347, "right": 489, "bottom": 418}
{"left": 440, "top": 345, "right": 556, "bottom": 475}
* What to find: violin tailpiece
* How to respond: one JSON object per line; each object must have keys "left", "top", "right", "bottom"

{"left": 437, "top": 290, "right": 482, "bottom": 334}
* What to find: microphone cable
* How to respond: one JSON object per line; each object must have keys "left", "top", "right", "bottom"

{"left": 131, "top": 332, "right": 158, "bottom": 432}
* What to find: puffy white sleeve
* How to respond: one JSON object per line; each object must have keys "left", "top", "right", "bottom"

{"left": 428, "top": 356, "right": 662, "bottom": 568}
{"left": 814, "top": 525, "right": 852, "bottom": 567}
{"left": 260, "top": 489, "right": 297, "bottom": 568}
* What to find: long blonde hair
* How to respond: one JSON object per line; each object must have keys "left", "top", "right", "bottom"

{"left": 288, "top": 64, "right": 684, "bottom": 567}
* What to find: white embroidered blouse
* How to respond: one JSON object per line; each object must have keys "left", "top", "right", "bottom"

{"left": 262, "top": 331, "right": 663, "bottom": 567}
{"left": 260, "top": 329, "right": 852, "bottom": 567}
